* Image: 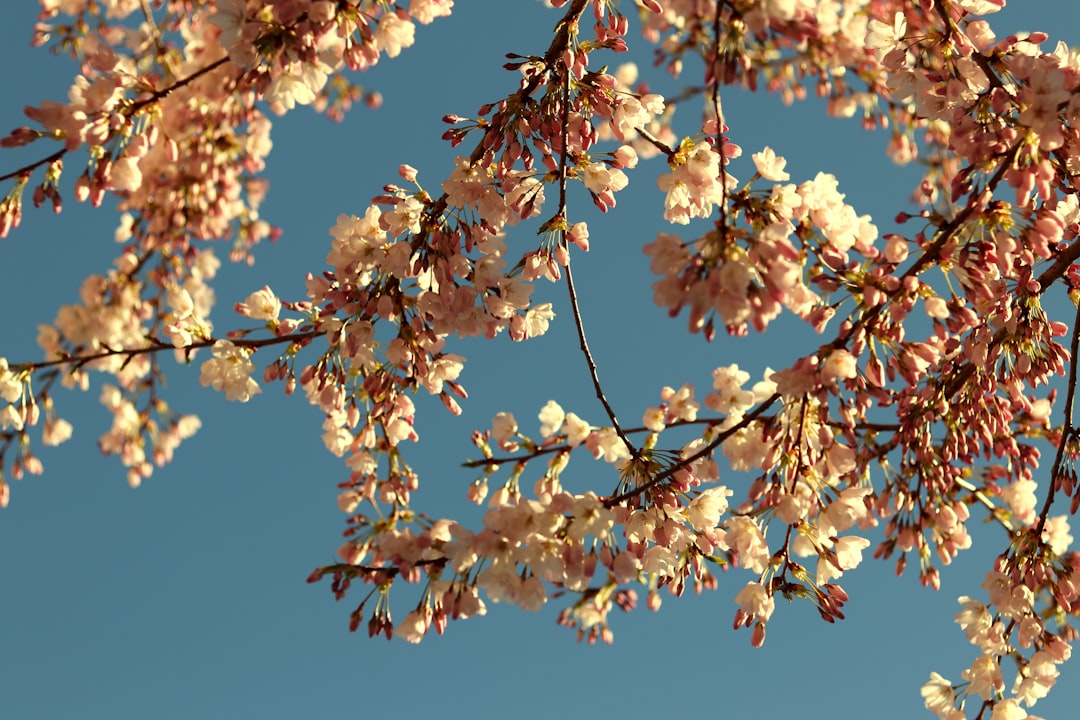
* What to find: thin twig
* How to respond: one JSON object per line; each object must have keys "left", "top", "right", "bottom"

{"left": 554, "top": 34, "right": 638, "bottom": 461}
{"left": 710, "top": 3, "right": 730, "bottom": 240}
{"left": 9, "top": 328, "right": 321, "bottom": 374}
{"left": 0, "top": 56, "right": 230, "bottom": 185}
{"left": 604, "top": 393, "right": 780, "bottom": 507}
{"left": 1037, "top": 301, "right": 1080, "bottom": 534}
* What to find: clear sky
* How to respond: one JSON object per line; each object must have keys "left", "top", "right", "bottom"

{"left": 1, "top": 3, "right": 1079, "bottom": 719}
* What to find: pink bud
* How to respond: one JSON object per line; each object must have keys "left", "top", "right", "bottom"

{"left": 751, "top": 621, "right": 766, "bottom": 647}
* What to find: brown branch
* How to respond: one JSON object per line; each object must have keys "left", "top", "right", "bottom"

{"left": 9, "top": 328, "right": 322, "bottom": 374}
{"left": 0, "top": 149, "right": 66, "bottom": 184}
{"left": 0, "top": 56, "right": 231, "bottom": 185}
{"left": 710, "top": 2, "right": 730, "bottom": 239}
{"left": 603, "top": 392, "right": 780, "bottom": 507}
{"left": 1037, "top": 301, "right": 1080, "bottom": 535}
{"left": 941, "top": 235, "right": 1080, "bottom": 398}
{"left": 902, "top": 141, "right": 1022, "bottom": 281}
{"left": 541, "top": 1, "right": 637, "bottom": 461}
{"left": 415, "top": 0, "right": 590, "bottom": 237}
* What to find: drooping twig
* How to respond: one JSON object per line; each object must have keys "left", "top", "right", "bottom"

{"left": 1037, "top": 301, "right": 1080, "bottom": 535}
{"left": 0, "top": 56, "right": 230, "bottom": 185}
{"left": 554, "top": 47, "right": 638, "bottom": 462}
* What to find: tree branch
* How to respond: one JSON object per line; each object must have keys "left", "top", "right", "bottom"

{"left": 0, "top": 56, "right": 230, "bottom": 185}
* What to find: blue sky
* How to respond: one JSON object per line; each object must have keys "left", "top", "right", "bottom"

{"left": 1, "top": 2, "right": 1079, "bottom": 718}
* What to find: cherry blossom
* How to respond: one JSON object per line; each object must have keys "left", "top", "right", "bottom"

{"left": 2, "top": 1, "right": 1079, "bottom": 716}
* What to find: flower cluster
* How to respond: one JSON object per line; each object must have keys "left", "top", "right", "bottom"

{"left": 1, "top": 1, "right": 1079, "bottom": 716}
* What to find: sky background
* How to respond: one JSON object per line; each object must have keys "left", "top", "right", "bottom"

{"left": 1, "top": 2, "right": 1079, "bottom": 718}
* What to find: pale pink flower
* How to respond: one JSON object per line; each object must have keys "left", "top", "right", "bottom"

{"left": 613, "top": 145, "right": 638, "bottom": 169}
{"left": 588, "top": 427, "right": 631, "bottom": 463}
{"left": 563, "top": 412, "right": 591, "bottom": 447}
{"left": 1042, "top": 515, "right": 1072, "bottom": 555}
{"left": 611, "top": 94, "right": 664, "bottom": 140}
{"left": 308, "top": 1, "right": 336, "bottom": 23}
{"left": 990, "top": 699, "right": 1028, "bottom": 720}
{"left": 734, "top": 581, "right": 774, "bottom": 622}
{"left": 420, "top": 354, "right": 464, "bottom": 395}
{"left": 834, "top": 535, "right": 870, "bottom": 570}
{"left": 884, "top": 234, "right": 909, "bottom": 263}
{"left": 962, "top": 653, "right": 1003, "bottom": 699}
{"left": 478, "top": 562, "right": 523, "bottom": 605}
{"left": 821, "top": 349, "right": 857, "bottom": 384}
{"left": 397, "top": 609, "right": 430, "bottom": 644}
{"left": 327, "top": 208, "right": 387, "bottom": 274}
{"left": 567, "top": 493, "right": 614, "bottom": 541}
{"left": 982, "top": 572, "right": 1033, "bottom": 618}
{"left": 266, "top": 61, "right": 330, "bottom": 110}
{"left": 776, "top": 486, "right": 811, "bottom": 524}
{"left": 42, "top": 417, "right": 73, "bottom": 446}
{"left": 567, "top": 221, "right": 589, "bottom": 251}
{"left": 409, "top": 0, "right": 453, "bottom": 24}
{"left": 1012, "top": 650, "right": 1059, "bottom": 706}
{"left": 346, "top": 449, "right": 377, "bottom": 475}
{"left": 822, "top": 487, "right": 870, "bottom": 533}
{"left": 384, "top": 417, "right": 417, "bottom": 446}
{"left": 721, "top": 425, "right": 769, "bottom": 472}
{"left": 322, "top": 423, "right": 352, "bottom": 457}
{"left": 235, "top": 285, "right": 281, "bottom": 322}
{"left": 1017, "top": 616, "right": 1043, "bottom": 649}
{"left": 442, "top": 157, "right": 486, "bottom": 209}
{"left": 955, "top": 0, "right": 1003, "bottom": 14}
{"left": 612, "top": 551, "right": 640, "bottom": 584}
{"left": 642, "top": 545, "right": 677, "bottom": 576}
{"left": 967, "top": 20, "right": 996, "bottom": 53}
{"left": 705, "top": 364, "right": 755, "bottom": 415}
{"left": 924, "top": 296, "right": 949, "bottom": 319}
{"left": 337, "top": 540, "right": 367, "bottom": 565}
{"left": 0, "top": 405, "right": 23, "bottom": 431}
{"left": 524, "top": 303, "right": 555, "bottom": 338}
{"left": 0, "top": 359, "right": 23, "bottom": 402}
{"left": 686, "top": 486, "right": 733, "bottom": 531}
{"left": 107, "top": 156, "right": 142, "bottom": 191}
{"left": 582, "top": 163, "right": 628, "bottom": 195}
{"left": 920, "top": 673, "right": 955, "bottom": 718}
{"left": 658, "top": 143, "right": 726, "bottom": 225}
{"left": 491, "top": 412, "right": 518, "bottom": 447}
{"left": 865, "top": 12, "right": 907, "bottom": 56}
{"left": 642, "top": 406, "right": 665, "bottom": 432}
{"left": 374, "top": 14, "right": 416, "bottom": 58}
{"left": 208, "top": 0, "right": 249, "bottom": 55}
{"left": 751, "top": 146, "right": 791, "bottom": 181}
{"left": 722, "top": 516, "right": 770, "bottom": 573}
{"left": 517, "top": 575, "right": 547, "bottom": 611}
{"left": 198, "top": 340, "right": 261, "bottom": 402}
{"left": 614, "top": 62, "right": 638, "bottom": 86}
{"left": 1001, "top": 478, "right": 1038, "bottom": 525}
{"left": 384, "top": 196, "right": 424, "bottom": 236}
{"left": 337, "top": 491, "right": 362, "bottom": 514}
{"left": 661, "top": 383, "right": 699, "bottom": 421}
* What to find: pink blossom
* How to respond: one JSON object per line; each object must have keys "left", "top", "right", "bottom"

{"left": 235, "top": 286, "right": 281, "bottom": 322}
{"left": 198, "top": 340, "right": 261, "bottom": 402}
{"left": 734, "top": 581, "right": 774, "bottom": 622}
{"left": 722, "top": 516, "right": 770, "bottom": 573}
{"left": 686, "top": 486, "right": 733, "bottom": 531}
{"left": 107, "top": 156, "right": 142, "bottom": 191}
{"left": 865, "top": 11, "right": 907, "bottom": 57}
{"left": 920, "top": 673, "right": 955, "bottom": 718}
{"left": 751, "top": 146, "right": 790, "bottom": 181}
{"left": 374, "top": 14, "right": 416, "bottom": 58}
